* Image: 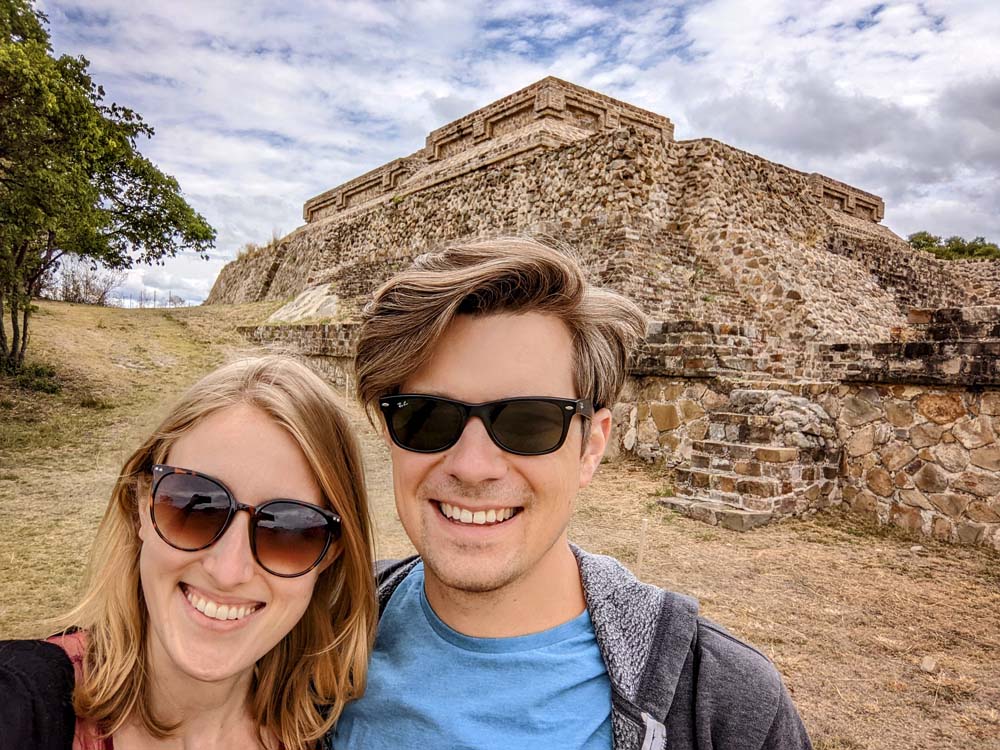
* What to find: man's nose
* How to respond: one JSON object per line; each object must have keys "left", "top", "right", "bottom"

{"left": 442, "top": 417, "right": 508, "bottom": 482}
{"left": 201, "top": 512, "right": 256, "bottom": 586}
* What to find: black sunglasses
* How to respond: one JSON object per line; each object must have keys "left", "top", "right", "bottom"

{"left": 149, "top": 465, "right": 342, "bottom": 578}
{"left": 378, "top": 394, "right": 594, "bottom": 456}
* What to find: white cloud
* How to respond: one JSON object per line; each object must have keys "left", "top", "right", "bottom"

{"left": 34, "top": 0, "right": 1000, "bottom": 302}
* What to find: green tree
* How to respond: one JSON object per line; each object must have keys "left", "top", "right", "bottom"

{"left": 0, "top": 0, "right": 214, "bottom": 372}
{"left": 907, "top": 231, "right": 1000, "bottom": 261}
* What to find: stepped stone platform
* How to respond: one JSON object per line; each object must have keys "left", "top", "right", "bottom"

{"left": 216, "top": 78, "right": 1000, "bottom": 550}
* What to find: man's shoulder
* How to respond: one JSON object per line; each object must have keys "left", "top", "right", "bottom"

{"left": 571, "top": 547, "right": 810, "bottom": 748}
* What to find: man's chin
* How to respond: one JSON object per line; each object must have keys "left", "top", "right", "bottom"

{"left": 422, "top": 557, "right": 517, "bottom": 597}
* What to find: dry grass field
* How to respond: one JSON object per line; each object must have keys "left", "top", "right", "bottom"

{"left": 1, "top": 299, "right": 998, "bottom": 750}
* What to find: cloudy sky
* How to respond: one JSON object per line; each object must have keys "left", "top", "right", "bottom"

{"left": 38, "top": 0, "right": 1000, "bottom": 305}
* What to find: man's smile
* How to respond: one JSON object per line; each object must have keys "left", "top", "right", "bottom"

{"left": 436, "top": 500, "right": 523, "bottom": 526}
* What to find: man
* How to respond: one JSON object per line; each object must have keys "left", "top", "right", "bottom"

{"left": 335, "top": 238, "right": 812, "bottom": 749}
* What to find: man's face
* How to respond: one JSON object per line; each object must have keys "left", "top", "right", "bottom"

{"left": 387, "top": 312, "right": 609, "bottom": 599}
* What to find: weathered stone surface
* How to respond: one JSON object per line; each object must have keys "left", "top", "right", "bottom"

{"left": 890, "top": 504, "right": 923, "bottom": 534}
{"left": 848, "top": 489, "right": 878, "bottom": 520}
{"left": 866, "top": 468, "right": 894, "bottom": 497}
{"left": 885, "top": 400, "right": 915, "bottom": 427}
{"left": 915, "top": 393, "right": 966, "bottom": 425}
{"left": 638, "top": 418, "right": 659, "bottom": 446}
{"left": 899, "top": 489, "right": 932, "bottom": 510}
{"left": 966, "top": 501, "right": 1000, "bottom": 523}
{"left": 623, "top": 423, "right": 642, "bottom": 451}
{"left": 913, "top": 463, "right": 950, "bottom": 494}
{"left": 969, "top": 445, "right": 1000, "bottom": 471}
{"left": 956, "top": 521, "right": 985, "bottom": 545}
{"left": 931, "top": 516, "right": 953, "bottom": 541}
{"left": 928, "top": 492, "right": 972, "bottom": 518}
{"left": 756, "top": 447, "right": 798, "bottom": 463}
{"left": 841, "top": 395, "right": 882, "bottom": 426}
{"left": 909, "top": 422, "right": 944, "bottom": 449}
{"left": 679, "top": 399, "right": 706, "bottom": 422}
{"left": 931, "top": 442, "right": 969, "bottom": 473}
{"left": 651, "top": 403, "right": 681, "bottom": 431}
{"left": 951, "top": 470, "right": 1000, "bottom": 498}
{"left": 881, "top": 442, "right": 917, "bottom": 472}
{"left": 687, "top": 420, "right": 709, "bottom": 442}
{"left": 847, "top": 425, "right": 875, "bottom": 457}
{"left": 981, "top": 391, "right": 1000, "bottom": 416}
{"left": 951, "top": 416, "right": 995, "bottom": 450}
{"left": 703, "top": 389, "right": 728, "bottom": 410}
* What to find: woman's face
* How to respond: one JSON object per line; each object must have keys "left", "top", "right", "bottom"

{"left": 138, "top": 403, "right": 331, "bottom": 684}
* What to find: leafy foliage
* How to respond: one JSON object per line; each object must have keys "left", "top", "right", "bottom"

{"left": 908, "top": 231, "right": 1000, "bottom": 261}
{"left": 0, "top": 0, "right": 215, "bottom": 371}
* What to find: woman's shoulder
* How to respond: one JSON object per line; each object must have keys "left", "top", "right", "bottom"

{"left": 0, "top": 638, "right": 78, "bottom": 748}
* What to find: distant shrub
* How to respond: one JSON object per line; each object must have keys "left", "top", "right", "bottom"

{"left": 908, "top": 231, "right": 1000, "bottom": 260}
{"left": 15, "top": 363, "right": 61, "bottom": 394}
{"left": 41, "top": 255, "right": 126, "bottom": 305}
{"left": 236, "top": 231, "right": 284, "bottom": 261}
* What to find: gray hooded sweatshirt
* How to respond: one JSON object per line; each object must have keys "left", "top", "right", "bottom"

{"left": 370, "top": 545, "right": 812, "bottom": 750}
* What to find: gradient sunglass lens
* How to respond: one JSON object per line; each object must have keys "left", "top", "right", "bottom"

{"left": 489, "top": 400, "right": 566, "bottom": 454}
{"left": 152, "top": 472, "right": 232, "bottom": 550}
{"left": 253, "top": 501, "right": 336, "bottom": 577}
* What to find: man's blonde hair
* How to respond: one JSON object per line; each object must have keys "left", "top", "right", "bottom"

{"left": 55, "top": 356, "right": 376, "bottom": 750}
{"left": 355, "top": 237, "right": 647, "bottom": 416}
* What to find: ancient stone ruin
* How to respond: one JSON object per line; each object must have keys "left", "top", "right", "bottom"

{"left": 207, "top": 77, "right": 1000, "bottom": 551}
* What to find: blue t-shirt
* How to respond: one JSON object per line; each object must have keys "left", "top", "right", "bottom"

{"left": 335, "top": 563, "right": 612, "bottom": 749}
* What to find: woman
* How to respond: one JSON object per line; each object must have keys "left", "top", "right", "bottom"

{"left": 0, "top": 356, "right": 376, "bottom": 749}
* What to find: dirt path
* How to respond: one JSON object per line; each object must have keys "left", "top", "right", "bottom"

{"left": 2, "top": 301, "right": 997, "bottom": 749}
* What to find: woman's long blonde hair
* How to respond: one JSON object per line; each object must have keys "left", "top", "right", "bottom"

{"left": 54, "top": 356, "right": 376, "bottom": 749}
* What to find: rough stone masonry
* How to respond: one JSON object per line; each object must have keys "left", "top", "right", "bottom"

{"left": 207, "top": 77, "right": 1000, "bottom": 551}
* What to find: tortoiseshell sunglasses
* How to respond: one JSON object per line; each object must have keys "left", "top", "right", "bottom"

{"left": 150, "top": 465, "right": 341, "bottom": 577}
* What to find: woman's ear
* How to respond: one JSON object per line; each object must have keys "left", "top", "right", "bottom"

{"left": 135, "top": 475, "right": 152, "bottom": 541}
{"left": 317, "top": 539, "right": 344, "bottom": 573}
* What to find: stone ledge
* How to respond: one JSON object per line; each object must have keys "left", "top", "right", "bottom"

{"left": 658, "top": 497, "right": 773, "bottom": 531}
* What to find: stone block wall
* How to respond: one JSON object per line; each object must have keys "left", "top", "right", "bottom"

{"left": 607, "top": 375, "right": 999, "bottom": 551}
{"left": 833, "top": 385, "right": 1000, "bottom": 550}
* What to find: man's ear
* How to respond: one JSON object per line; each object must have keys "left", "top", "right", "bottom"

{"left": 579, "top": 407, "right": 612, "bottom": 489}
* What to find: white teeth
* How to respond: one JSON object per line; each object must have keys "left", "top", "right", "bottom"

{"left": 184, "top": 587, "right": 258, "bottom": 621}
{"left": 439, "top": 503, "right": 516, "bottom": 525}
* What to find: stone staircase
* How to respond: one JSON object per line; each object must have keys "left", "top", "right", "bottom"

{"left": 807, "top": 306, "right": 1000, "bottom": 385}
{"left": 633, "top": 321, "right": 761, "bottom": 378}
{"left": 659, "top": 385, "right": 840, "bottom": 531}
